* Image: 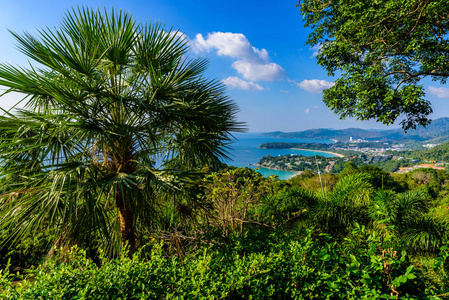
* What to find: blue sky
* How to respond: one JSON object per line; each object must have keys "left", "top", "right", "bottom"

{"left": 1, "top": 0, "right": 448, "bottom": 133}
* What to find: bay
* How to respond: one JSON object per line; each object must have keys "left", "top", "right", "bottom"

{"left": 223, "top": 132, "right": 337, "bottom": 180}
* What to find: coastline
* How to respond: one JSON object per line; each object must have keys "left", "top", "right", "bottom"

{"left": 253, "top": 149, "right": 344, "bottom": 175}
{"left": 253, "top": 165, "right": 298, "bottom": 179}
{"left": 290, "top": 148, "right": 345, "bottom": 158}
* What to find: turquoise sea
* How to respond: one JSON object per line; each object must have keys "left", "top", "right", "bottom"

{"left": 224, "top": 132, "right": 337, "bottom": 180}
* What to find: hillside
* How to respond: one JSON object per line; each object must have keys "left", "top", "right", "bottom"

{"left": 262, "top": 117, "right": 449, "bottom": 144}
{"left": 387, "top": 142, "right": 449, "bottom": 162}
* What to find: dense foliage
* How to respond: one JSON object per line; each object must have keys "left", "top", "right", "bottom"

{"left": 388, "top": 142, "right": 449, "bottom": 162}
{"left": 298, "top": 0, "right": 449, "bottom": 130}
{"left": 1, "top": 228, "right": 449, "bottom": 299}
{"left": 3, "top": 3, "right": 449, "bottom": 298}
{"left": 0, "top": 7, "right": 241, "bottom": 258}
{"left": 2, "top": 164, "right": 449, "bottom": 298}
{"left": 331, "top": 156, "right": 416, "bottom": 173}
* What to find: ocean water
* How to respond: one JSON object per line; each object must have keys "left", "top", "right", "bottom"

{"left": 223, "top": 132, "right": 337, "bottom": 180}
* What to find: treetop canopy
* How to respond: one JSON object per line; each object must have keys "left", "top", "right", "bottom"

{"left": 298, "top": 0, "right": 449, "bottom": 130}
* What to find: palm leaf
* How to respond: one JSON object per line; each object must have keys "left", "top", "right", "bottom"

{"left": 0, "top": 7, "right": 244, "bottom": 257}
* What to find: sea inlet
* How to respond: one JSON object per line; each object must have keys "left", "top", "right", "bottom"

{"left": 224, "top": 132, "right": 338, "bottom": 180}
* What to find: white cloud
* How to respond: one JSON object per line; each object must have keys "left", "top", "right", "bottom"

{"left": 193, "top": 32, "right": 252, "bottom": 58}
{"left": 305, "top": 106, "right": 321, "bottom": 114}
{"left": 221, "top": 76, "right": 264, "bottom": 91}
{"left": 192, "top": 32, "right": 285, "bottom": 82}
{"left": 310, "top": 44, "right": 322, "bottom": 57}
{"left": 232, "top": 60, "right": 285, "bottom": 82}
{"left": 252, "top": 46, "right": 269, "bottom": 61}
{"left": 428, "top": 86, "right": 449, "bottom": 98}
{"left": 296, "top": 79, "right": 335, "bottom": 93}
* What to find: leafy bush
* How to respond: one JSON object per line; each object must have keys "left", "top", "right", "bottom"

{"left": 310, "top": 173, "right": 373, "bottom": 237}
{"left": 0, "top": 228, "right": 55, "bottom": 271}
{"left": 401, "top": 217, "right": 448, "bottom": 255}
{"left": 256, "top": 187, "right": 317, "bottom": 227}
{"left": 199, "top": 167, "right": 276, "bottom": 236}
{"left": 1, "top": 227, "right": 447, "bottom": 299}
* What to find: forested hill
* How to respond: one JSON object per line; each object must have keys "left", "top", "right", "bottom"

{"left": 387, "top": 142, "right": 449, "bottom": 162}
{"left": 262, "top": 117, "right": 449, "bottom": 143}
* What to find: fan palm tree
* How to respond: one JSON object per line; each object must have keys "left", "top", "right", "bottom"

{"left": 0, "top": 7, "right": 242, "bottom": 256}
{"left": 312, "top": 173, "right": 374, "bottom": 237}
{"left": 368, "top": 190, "right": 428, "bottom": 228}
{"left": 369, "top": 190, "right": 447, "bottom": 254}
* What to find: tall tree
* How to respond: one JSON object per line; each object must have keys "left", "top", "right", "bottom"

{"left": 0, "top": 8, "right": 242, "bottom": 256}
{"left": 298, "top": 0, "right": 449, "bottom": 130}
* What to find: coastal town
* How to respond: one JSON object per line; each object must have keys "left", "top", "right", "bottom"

{"left": 256, "top": 140, "right": 449, "bottom": 174}
{"left": 255, "top": 154, "right": 336, "bottom": 173}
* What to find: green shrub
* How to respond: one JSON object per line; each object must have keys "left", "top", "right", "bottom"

{"left": 1, "top": 227, "right": 446, "bottom": 299}
{"left": 0, "top": 228, "right": 55, "bottom": 271}
{"left": 256, "top": 187, "right": 317, "bottom": 227}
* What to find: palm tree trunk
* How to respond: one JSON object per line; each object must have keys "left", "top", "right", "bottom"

{"left": 116, "top": 192, "right": 137, "bottom": 258}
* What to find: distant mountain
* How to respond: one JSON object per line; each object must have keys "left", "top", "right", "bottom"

{"left": 261, "top": 117, "right": 449, "bottom": 144}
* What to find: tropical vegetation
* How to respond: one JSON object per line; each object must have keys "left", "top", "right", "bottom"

{"left": 298, "top": 0, "right": 449, "bottom": 130}
{"left": 2, "top": 164, "right": 449, "bottom": 298}
{"left": 2, "top": 2, "right": 449, "bottom": 299}
{"left": 0, "top": 7, "right": 241, "bottom": 258}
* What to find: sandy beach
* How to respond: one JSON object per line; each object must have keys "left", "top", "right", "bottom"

{"left": 291, "top": 148, "right": 345, "bottom": 158}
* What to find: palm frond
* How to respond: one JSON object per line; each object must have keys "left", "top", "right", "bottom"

{"left": 0, "top": 6, "right": 243, "bottom": 256}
